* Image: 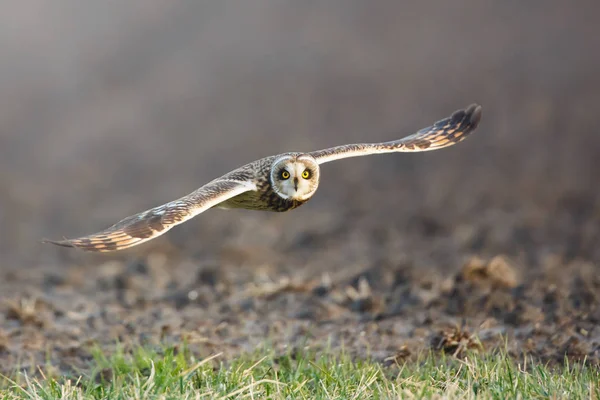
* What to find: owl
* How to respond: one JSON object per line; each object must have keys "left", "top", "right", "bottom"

{"left": 44, "top": 104, "right": 482, "bottom": 252}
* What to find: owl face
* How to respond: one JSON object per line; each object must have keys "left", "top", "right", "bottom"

{"left": 270, "top": 154, "right": 320, "bottom": 201}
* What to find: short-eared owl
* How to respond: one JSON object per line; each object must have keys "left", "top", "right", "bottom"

{"left": 44, "top": 104, "right": 482, "bottom": 252}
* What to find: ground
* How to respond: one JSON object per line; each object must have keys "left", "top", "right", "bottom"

{"left": 0, "top": 1, "right": 599, "bottom": 381}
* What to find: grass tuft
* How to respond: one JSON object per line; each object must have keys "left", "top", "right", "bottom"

{"left": 1, "top": 345, "right": 598, "bottom": 399}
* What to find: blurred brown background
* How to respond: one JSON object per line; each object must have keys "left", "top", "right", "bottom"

{"left": 0, "top": 0, "right": 599, "bottom": 371}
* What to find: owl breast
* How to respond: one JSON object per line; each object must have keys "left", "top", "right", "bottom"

{"left": 219, "top": 184, "right": 310, "bottom": 212}
{"left": 260, "top": 191, "right": 309, "bottom": 212}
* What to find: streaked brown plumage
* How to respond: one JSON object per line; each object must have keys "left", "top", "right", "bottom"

{"left": 44, "top": 104, "right": 482, "bottom": 252}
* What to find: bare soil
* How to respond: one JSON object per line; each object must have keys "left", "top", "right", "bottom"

{"left": 0, "top": 2, "right": 599, "bottom": 376}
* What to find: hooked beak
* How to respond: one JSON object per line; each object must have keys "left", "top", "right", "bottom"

{"left": 293, "top": 177, "right": 298, "bottom": 191}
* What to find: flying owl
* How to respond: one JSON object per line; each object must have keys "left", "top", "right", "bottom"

{"left": 44, "top": 104, "right": 482, "bottom": 252}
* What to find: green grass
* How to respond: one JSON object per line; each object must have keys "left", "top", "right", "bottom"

{"left": 1, "top": 345, "right": 598, "bottom": 399}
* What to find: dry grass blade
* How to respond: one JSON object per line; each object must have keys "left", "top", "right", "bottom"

{"left": 217, "top": 379, "right": 285, "bottom": 400}
{"left": 180, "top": 352, "right": 223, "bottom": 378}
{"left": 242, "top": 356, "right": 267, "bottom": 377}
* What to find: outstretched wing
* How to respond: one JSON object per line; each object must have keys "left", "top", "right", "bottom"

{"left": 309, "top": 104, "right": 482, "bottom": 164}
{"left": 43, "top": 179, "right": 256, "bottom": 252}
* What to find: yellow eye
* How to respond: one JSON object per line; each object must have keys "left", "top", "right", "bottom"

{"left": 302, "top": 170, "right": 311, "bottom": 179}
{"left": 280, "top": 170, "right": 290, "bottom": 179}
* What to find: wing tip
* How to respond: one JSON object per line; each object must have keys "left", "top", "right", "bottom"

{"left": 463, "top": 103, "right": 482, "bottom": 129}
{"left": 42, "top": 236, "right": 129, "bottom": 252}
{"left": 41, "top": 237, "right": 76, "bottom": 248}
{"left": 448, "top": 103, "right": 482, "bottom": 136}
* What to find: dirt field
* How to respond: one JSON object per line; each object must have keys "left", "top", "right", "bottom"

{"left": 1, "top": 2, "right": 599, "bottom": 375}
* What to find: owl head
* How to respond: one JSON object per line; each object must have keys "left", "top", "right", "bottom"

{"left": 270, "top": 154, "right": 320, "bottom": 201}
